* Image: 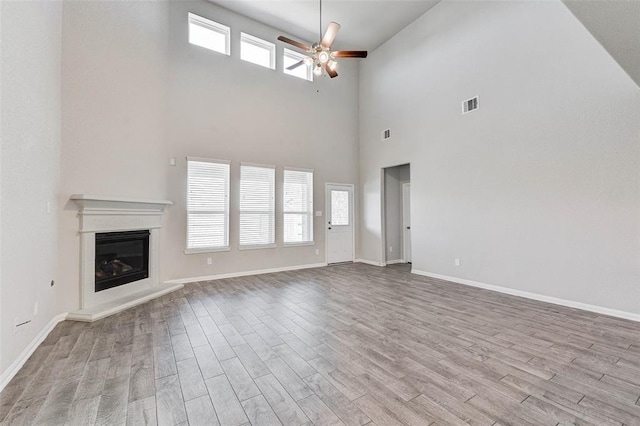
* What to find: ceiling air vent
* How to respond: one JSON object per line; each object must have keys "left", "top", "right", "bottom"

{"left": 462, "top": 96, "right": 479, "bottom": 114}
{"left": 381, "top": 129, "right": 391, "bottom": 141}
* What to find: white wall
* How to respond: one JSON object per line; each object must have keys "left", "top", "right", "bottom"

{"left": 359, "top": 0, "right": 640, "bottom": 314}
{"left": 57, "top": 0, "right": 359, "bottom": 313}
{"left": 384, "top": 164, "right": 409, "bottom": 262}
{"left": 0, "top": 1, "right": 62, "bottom": 374}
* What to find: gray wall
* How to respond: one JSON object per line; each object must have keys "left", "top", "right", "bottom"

{"left": 1, "top": 1, "right": 62, "bottom": 374}
{"left": 384, "top": 164, "right": 409, "bottom": 262}
{"left": 359, "top": 0, "right": 640, "bottom": 315}
{"left": 57, "top": 0, "right": 359, "bottom": 315}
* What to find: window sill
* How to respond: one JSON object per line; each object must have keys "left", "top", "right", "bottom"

{"left": 184, "top": 247, "right": 230, "bottom": 255}
{"left": 283, "top": 242, "right": 315, "bottom": 247}
{"left": 238, "top": 244, "right": 277, "bottom": 251}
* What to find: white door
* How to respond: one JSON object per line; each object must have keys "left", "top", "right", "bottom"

{"left": 402, "top": 182, "right": 411, "bottom": 263}
{"left": 326, "top": 184, "right": 354, "bottom": 264}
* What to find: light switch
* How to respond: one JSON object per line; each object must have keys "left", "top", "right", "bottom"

{"left": 315, "top": 211, "right": 322, "bottom": 217}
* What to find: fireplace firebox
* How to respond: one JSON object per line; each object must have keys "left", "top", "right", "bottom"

{"left": 95, "top": 230, "right": 150, "bottom": 292}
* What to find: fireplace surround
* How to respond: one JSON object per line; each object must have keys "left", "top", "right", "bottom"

{"left": 68, "top": 194, "right": 182, "bottom": 322}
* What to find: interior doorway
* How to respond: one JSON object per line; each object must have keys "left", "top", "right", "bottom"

{"left": 382, "top": 164, "right": 411, "bottom": 271}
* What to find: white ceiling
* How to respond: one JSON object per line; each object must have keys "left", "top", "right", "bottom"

{"left": 209, "top": 0, "right": 441, "bottom": 52}
{"left": 563, "top": 0, "right": 640, "bottom": 88}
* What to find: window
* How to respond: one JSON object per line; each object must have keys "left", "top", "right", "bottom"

{"left": 283, "top": 48, "right": 312, "bottom": 82}
{"left": 283, "top": 169, "right": 314, "bottom": 244}
{"left": 331, "top": 190, "right": 350, "bottom": 225}
{"left": 188, "top": 13, "right": 230, "bottom": 55}
{"left": 241, "top": 33, "right": 275, "bottom": 69}
{"left": 240, "top": 164, "right": 276, "bottom": 248}
{"left": 186, "top": 158, "right": 230, "bottom": 252}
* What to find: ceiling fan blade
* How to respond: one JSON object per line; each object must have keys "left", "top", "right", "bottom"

{"left": 326, "top": 65, "right": 338, "bottom": 79}
{"left": 277, "top": 36, "right": 311, "bottom": 52}
{"left": 332, "top": 50, "right": 368, "bottom": 58}
{"left": 286, "top": 60, "right": 305, "bottom": 71}
{"left": 321, "top": 22, "right": 341, "bottom": 48}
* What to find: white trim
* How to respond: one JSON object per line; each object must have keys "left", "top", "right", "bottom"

{"left": 238, "top": 243, "right": 277, "bottom": 251}
{"left": 283, "top": 166, "right": 314, "bottom": 173}
{"left": 401, "top": 181, "right": 411, "bottom": 263}
{"left": 67, "top": 283, "right": 183, "bottom": 323}
{"left": 164, "top": 262, "right": 327, "bottom": 285}
{"left": 385, "top": 259, "right": 405, "bottom": 265}
{"left": 283, "top": 241, "right": 315, "bottom": 248}
{"left": 186, "top": 156, "right": 231, "bottom": 165}
{"left": 184, "top": 246, "right": 231, "bottom": 255}
{"left": 240, "top": 32, "right": 276, "bottom": 70}
{"left": 240, "top": 161, "right": 276, "bottom": 169}
{"left": 355, "top": 259, "right": 385, "bottom": 267}
{"left": 188, "top": 13, "right": 231, "bottom": 56}
{"left": 283, "top": 48, "right": 313, "bottom": 82}
{"left": 411, "top": 270, "right": 640, "bottom": 323}
{"left": 0, "top": 312, "right": 68, "bottom": 393}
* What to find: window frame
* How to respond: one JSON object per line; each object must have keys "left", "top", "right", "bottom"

{"left": 240, "top": 32, "right": 276, "bottom": 70}
{"left": 188, "top": 12, "right": 231, "bottom": 56}
{"left": 185, "top": 156, "right": 231, "bottom": 254}
{"left": 239, "top": 162, "right": 277, "bottom": 250}
{"left": 283, "top": 48, "right": 313, "bottom": 82}
{"left": 283, "top": 167, "right": 314, "bottom": 246}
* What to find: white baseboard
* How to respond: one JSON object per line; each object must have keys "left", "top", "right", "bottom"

{"left": 412, "top": 269, "right": 640, "bottom": 323}
{"left": 385, "top": 259, "right": 405, "bottom": 265}
{"left": 67, "top": 283, "right": 183, "bottom": 322}
{"left": 164, "top": 262, "right": 328, "bottom": 285}
{"left": 0, "top": 312, "right": 68, "bottom": 393}
{"left": 355, "top": 259, "right": 385, "bottom": 267}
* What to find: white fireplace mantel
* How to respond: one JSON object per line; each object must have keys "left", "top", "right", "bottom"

{"left": 67, "top": 194, "right": 182, "bottom": 322}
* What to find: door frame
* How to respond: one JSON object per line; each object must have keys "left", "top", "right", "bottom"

{"left": 401, "top": 181, "right": 410, "bottom": 263}
{"left": 381, "top": 163, "right": 410, "bottom": 267}
{"left": 325, "top": 183, "right": 355, "bottom": 264}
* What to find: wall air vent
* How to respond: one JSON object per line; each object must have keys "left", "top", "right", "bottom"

{"left": 381, "top": 129, "right": 391, "bottom": 141}
{"left": 462, "top": 96, "right": 479, "bottom": 114}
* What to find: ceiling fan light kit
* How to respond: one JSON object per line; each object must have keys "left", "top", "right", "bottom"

{"left": 277, "top": 0, "right": 367, "bottom": 79}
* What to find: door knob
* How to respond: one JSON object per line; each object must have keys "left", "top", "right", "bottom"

{"left": 407, "top": 226, "right": 411, "bottom": 230}
{"left": 328, "top": 227, "right": 332, "bottom": 230}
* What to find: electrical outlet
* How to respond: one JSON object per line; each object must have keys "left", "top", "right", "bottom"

{"left": 455, "top": 258, "right": 461, "bottom": 267}
{"left": 207, "top": 257, "right": 212, "bottom": 265}
{"left": 389, "top": 246, "right": 393, "bottom": 252}
{"left": 46, "top": 202, "right": 51, "bottom": 214}
{"left": 169, "top": 158, "right": 176, "bottom": 166}
{"left": 315, "top": 249, "right": 320, "bottom": 255}
{"left": 33, "top": 301, "right": 38, "bottom": 316}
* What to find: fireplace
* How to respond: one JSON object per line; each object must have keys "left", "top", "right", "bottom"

{"left": 95, "top": 230, "right": 150, "bottom": 292}
{"left": 69, "top": 194, "right": 180, "bottom": 322}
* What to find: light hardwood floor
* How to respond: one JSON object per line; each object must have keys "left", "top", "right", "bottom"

{"left": 1, "top": 263, "right": 640, "bottom": 425}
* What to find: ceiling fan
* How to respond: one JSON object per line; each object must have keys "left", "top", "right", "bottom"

{"left": 277, "top": 0, "right": 368, "bottom": 79}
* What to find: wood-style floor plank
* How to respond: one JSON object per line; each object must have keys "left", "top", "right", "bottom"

{"left": 1, "top": 263, "right": 640, "bottom": 425}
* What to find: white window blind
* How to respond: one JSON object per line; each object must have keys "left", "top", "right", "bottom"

{"left": 240, "top": 164, "right": 276, "bottom": 247}
{"left": 188, "top": 13, "right": 230, "bottom": 55}
{"left": 283, "top": 169, "right": 313, "bottom": 244}
{"left": 187, "top": 158, "right": 230, "bottom": 251}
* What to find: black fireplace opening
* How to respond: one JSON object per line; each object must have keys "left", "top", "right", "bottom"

{"left": 95, "top": 230, "right": 150, "bottom": 292}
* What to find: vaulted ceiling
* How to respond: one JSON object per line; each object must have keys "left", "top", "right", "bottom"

{"left": 563, "top": 1, "right": 640, "bottom": 88}
{"left": 208, "top": 0, "right": 441, "bottom": 52}
{"left": 209, "top": 0, "right": 640, "bottom": 88}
